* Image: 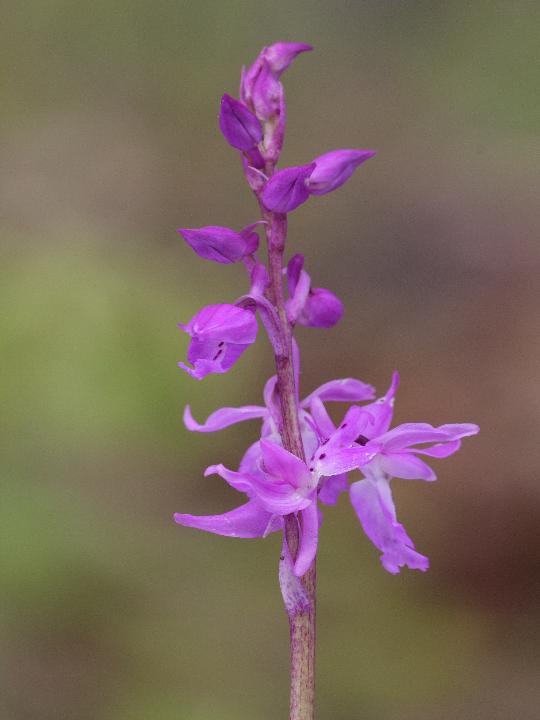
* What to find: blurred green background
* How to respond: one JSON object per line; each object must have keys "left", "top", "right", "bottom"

{"left": 2, "top": 1, "right": 539, "bottom": 718}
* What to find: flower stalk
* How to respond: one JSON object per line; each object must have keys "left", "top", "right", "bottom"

{"left": 263, "top": 205, "right": 316, "bottom": 720}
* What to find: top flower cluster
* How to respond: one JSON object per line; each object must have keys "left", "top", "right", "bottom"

{"left": 176, "top": 43, "right": 375, "bottom": 380}
{"left": 220, "top": 42, "right": 375, "bottom": 212}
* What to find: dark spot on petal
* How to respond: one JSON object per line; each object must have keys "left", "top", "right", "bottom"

{"left": 341, "top": 422, "right": 348, "bottom": 429}
{"left": 309, "top": 467, "right": 314, "bottom": 472}
{"left": 280, "top": 555, "right": 285, "bottom": 561}
{"left": 356, "top": 434, "right": 369, "bottom": 446}
{"left": 319, "top": 453, "right": 326, "bottom": 459}
{"left": 212, "top": 349, "right": 223, "bottom": 361}
{"left": 218, "top": 341, "right": 225, "bottom": 347}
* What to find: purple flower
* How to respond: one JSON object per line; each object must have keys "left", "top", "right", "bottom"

{"left": 261, "top": 164, "right": 315, "bottom": 213}
{"left": 262, "top": 149, "right": 376, "bottom": 214}
{"left": 177, "top": 222, "right": 261, "bottom": 264}
{"left": 219, "top": 94, "right": 263, "bottom": 151}
{"left": 306, "top": 149, "right": 376, "bottom": 195}
{"left": 178, "top": 304, "right": 258, "bottom": 380}
{"left": 177, "top": 372, "right": 376, "bottom": 575}
{"left": 309, "top": 373, "right": 480, "bottom": 573}
{"left": 286, "top": 254, "right": 343, "bottom": 328}
{"left": 177, "top": 430, "right": 375, "bottom": 576}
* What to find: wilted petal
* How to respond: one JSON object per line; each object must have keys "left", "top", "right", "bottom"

{"left": 219, "top": 93, "right": 263, "bottom": 150}
{"left": 350, "top": 479, "right": 429, "bottom": 574}
{"left": 378, "top": 452, "right": 437, "bottom": 481}
{"left": 307, "top": 149, "right": 376, "bottom": 196}
{"left": 174, "top": 500, "right": 275, "bottom": 538}
{"left": 294, "top": 501, "right": 319, "bottom": 576}
{"left": 243, "top": 161, "right": 268, "bottom": 192}
{"left": 279, "top": 531, "right": 311, "bottom": 615}
{"left": 302, "top": 378, "right": 375, "bottom": 406}
{"left": 183, "top": 404, "right": 267, "bottom": 432}
{"left": 261, "top": 163, "right": 315, "bottom": 213}
{"left": 264, "top": 42, "right": 313, "bottom": 76}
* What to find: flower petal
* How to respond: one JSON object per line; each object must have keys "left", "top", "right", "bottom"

{"left": 294, "top": 501, "right": 319, "bottom": 576}
{"left": 301, "top": 378, "right": 376, "bottom": 406}
{"left": 183, "top": 404, "right": 267, "bottom": 432}
{"left": 413, "top": 440, "right": 461, "bottom": 458}
{"left": 318, "top": 473, "right": 348, "bottom": 505}
{"left": 378, "top": 452, "right": 437, "bottom": 481}
{"left": 204, "top": 463, "right": 255, "bottom": 493}
{"left": 377, "top": 422, "right": 479, "bottom": 452}
{"left": 313, "top": 445, "right": 378, "bottom": 478}
{"left": 308, "top": 396, "right": 336, "bottom": 439}
{"left": 360, "top": 371, "right": 399, "bottom": 438}
{"left": 260, "top": 439, "right": 312, "bottom": 491}
{"left": 174, "top": 499, "right": 275, "bottom": 538}
{"left": 350, "top": 479, "right": 429, "bottom": 574}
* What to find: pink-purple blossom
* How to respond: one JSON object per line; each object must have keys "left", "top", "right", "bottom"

{"left": 178, "top": 304, "right": 258, "bottom": 379}
{"left": 176, "top": 370, "right": 478, "bottom": 575}
{"left": 286, "top": 254, "right": 343, "bottom": 328}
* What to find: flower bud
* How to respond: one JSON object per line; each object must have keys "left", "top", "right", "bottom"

{"left": 219, "top": 94, "right": 263, "bottom": 151}
{"left": 264, "top": 42, "right": 313, "bottom": 76}
{"left": 261, "top": 163, "right": 315, "bottom": 213}
{"left": 178, "top": 304, "right": 258, "bottom": 380}
{"left": 286, "top": 254, "right": 343, "bottom": 328}
{"left": 306, "top": 149, "right": 376, "bottom": 195}
{"left": 250, "top": 61, "right": 283, "bottom": 121}
{"left": 177, "top": 223, "right": 260, "bottom": 264}
{"left": 298, "top": 287, "right": 344, "bottom": 328}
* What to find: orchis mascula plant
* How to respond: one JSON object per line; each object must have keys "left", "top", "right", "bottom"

{"left": 174, "top": 42, "right": 479, "bottom": 720}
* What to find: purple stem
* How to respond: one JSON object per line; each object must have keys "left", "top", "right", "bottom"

{"left": 257, "top": 196, "right": 316, "bottom": 720}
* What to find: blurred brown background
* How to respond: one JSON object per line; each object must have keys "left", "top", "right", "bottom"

{"left": 2, "top": 1, "right": 539, "bottom": 719}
